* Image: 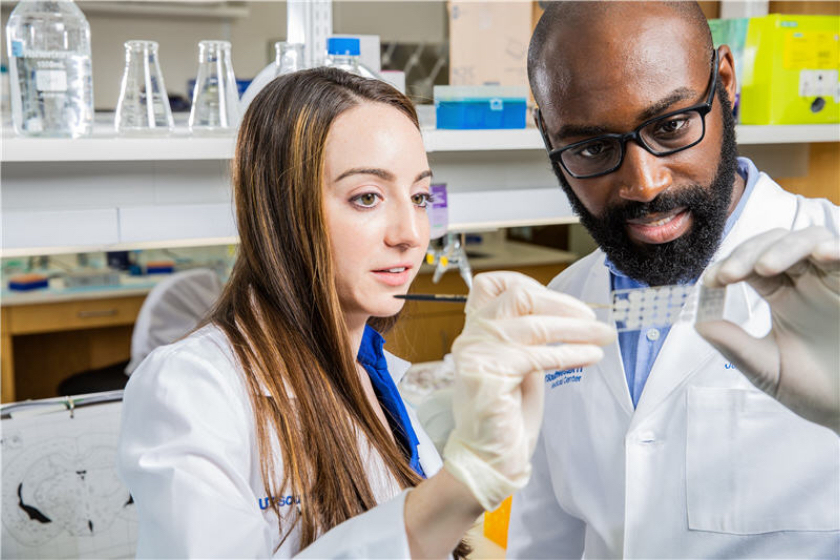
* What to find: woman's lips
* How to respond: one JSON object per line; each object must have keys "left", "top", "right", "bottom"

{"left": 626, "top": 209, "right": 692, "bottom": 244}
{"left": 372, "top": 266, "right": 412, "bottom": 287}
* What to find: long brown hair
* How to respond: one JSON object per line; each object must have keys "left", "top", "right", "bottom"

{"left": 211, "top": 67, "right": 468, "bottom": 557}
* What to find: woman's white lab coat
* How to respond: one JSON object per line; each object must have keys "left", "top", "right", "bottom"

{"left": 507, "top": 171, "right": 840, "bottom": 558}
{"left": 117, "top": 325, "right": 442, "bottom": 558}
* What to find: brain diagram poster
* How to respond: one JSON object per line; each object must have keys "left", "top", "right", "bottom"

{"left": 1, "top": 401, "right": 137, "bottom": 559}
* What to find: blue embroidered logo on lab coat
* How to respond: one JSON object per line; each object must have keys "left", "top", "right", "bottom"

{"left": 545, "top": 367, "right": 584, "bottom": 389}
{"left": 259, "top": 495, "right": 301, "bottom": 510}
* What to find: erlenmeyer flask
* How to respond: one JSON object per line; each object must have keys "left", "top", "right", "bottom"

{"left": 276, "top": 42, "right": 305, "bottom": 74}
{"left": 115, "top": 40, "right": 174, "bottom": 135}
{"left": 189, "top": 40, "right": 240, "bottom": 135}
{"left": 239, "top": 42, "right": 304, "bottom": 114}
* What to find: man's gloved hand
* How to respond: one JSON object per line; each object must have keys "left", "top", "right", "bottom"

{"left": 695, "top": 226, "right": 840, "bottom": 434}
{"left": 443, "top": 271, "right": 616, "bottom": 510}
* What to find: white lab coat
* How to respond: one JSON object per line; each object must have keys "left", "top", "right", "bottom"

{"left": 507, "top": 172, "right": 840, "bottom": 558}
{"left": 118, "top": 324, "right": 443, "bottom": 558}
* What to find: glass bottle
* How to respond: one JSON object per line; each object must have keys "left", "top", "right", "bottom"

{"left": 5, "top": 0, "right": 94, "bottom": 138}
{"left": 324, "top": 37, "right": 379, "bottom": 79}
{"left": 189, "top": 40, "right": 239, "bottom": 135}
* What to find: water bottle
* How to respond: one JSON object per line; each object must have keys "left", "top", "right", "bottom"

{"left": 324, "top": 37, "right": 379, "bottom": 79}
{"left": 6, "top": 0, "right": 94, "bottom": 138}
{"left": 239, "top": 42, "right": 305, "bottom": 114}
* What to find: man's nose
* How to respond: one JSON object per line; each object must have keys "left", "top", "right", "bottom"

{"left": 616, "top": 142, "right": 672, "bottom": 203}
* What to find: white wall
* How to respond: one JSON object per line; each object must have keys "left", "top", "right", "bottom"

{"left": 1, "top": 0, "right": 446, "bottom": 110}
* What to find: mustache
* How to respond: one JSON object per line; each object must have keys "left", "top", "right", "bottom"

{"left": 603, "top": 185, "right": 709, "bottom": 222}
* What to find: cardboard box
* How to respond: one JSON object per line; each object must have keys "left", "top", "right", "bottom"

{"left": 740, "top": 14, "right": 839, "bottom": 125}
{"left": 448, "top": 1, "right": 533, "bottom": 88}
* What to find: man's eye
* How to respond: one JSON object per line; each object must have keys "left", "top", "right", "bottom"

{"left": 351, "top": 193, "right": 380, "bottom": 208}
{"left": 575, "top": 141, "right": 613, "bottom": 159}
{"left": 654, "top": 116, "right": 690, "bottom": 135}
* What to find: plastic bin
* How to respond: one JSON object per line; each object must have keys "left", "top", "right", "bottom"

{"left": 434, "top": 85, "right": 527, "bottom": 129}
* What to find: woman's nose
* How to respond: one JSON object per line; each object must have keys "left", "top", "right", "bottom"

{"left": 385, "top": 200, "right": 425, "bottom": 250}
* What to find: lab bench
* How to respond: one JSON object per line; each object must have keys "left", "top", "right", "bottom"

{"left": 0, "top": 240, "right": 576, "bottom": 404}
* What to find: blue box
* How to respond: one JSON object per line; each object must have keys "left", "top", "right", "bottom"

{"left": 434, "top": 86, "right": 528, "bottom": 129}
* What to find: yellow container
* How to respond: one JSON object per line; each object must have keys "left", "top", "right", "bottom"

{"left": 483, "top": 495, "right": 512, "bottom": 549}
{"left": 740, "top": 14, "right": 839, "bottom": 124}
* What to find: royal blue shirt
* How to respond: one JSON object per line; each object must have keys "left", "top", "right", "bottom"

{"left": 607, "top": 157, "right": 760, "bottom": 407}
{"left": 357, "top": 325, "right": 426, "bottom": 478}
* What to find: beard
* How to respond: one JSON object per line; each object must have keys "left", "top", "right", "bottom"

{"left": 554, "top": 84, "right": 740, "bottom": 286}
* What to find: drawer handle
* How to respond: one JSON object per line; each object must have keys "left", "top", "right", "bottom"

{"left": 77, "top": 309, "right": 118, "bottom": 318}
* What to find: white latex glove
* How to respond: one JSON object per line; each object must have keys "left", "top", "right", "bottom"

{"left": 695, "top": 226, "right": 840, "bottom": 434}
{"left": 443, "top": 271, "right": 617, "bottom": 510}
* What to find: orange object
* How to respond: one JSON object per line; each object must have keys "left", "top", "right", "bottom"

{"left": 483, "top": 495, "right": 512, "bottom": 549}
{"left": 8, "top": 273, "right": 49, "bottom": 291}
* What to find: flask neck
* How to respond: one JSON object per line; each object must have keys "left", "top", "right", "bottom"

{"left": 326, "top": 54, "right": 359, "bottom": 69}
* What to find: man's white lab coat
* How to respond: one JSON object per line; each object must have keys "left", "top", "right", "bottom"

{"left": 118, "top": 325, "right": 442, "bottom": 558}
{"left": 507, "top": 171, "right": 840, "bottom": 558}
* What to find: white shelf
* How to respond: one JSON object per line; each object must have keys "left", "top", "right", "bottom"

{"left": 423, "top": 128, "right": 544, "bottom": 152}
{"left": 736, "top": 124, "right": 840, "bottom": 144}
{"left": 1, "top": 129, "right": 236, "bottom": 162}
{"left": 3, "top": 123, "right": 837, "bottom": 163}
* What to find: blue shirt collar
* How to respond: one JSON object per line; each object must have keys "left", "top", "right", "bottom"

{"left": 356, "top": 324, "right": 426, "bottom": 478}
{"left": 604, "top": 156, "right": 759, "bottom": 283}
{"left": 357, "top": 324, "right": 388, "bottom": 373}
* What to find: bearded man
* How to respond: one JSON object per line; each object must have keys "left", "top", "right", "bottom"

{"left": 506, "top": 2, "right": 840, "bottom": 557}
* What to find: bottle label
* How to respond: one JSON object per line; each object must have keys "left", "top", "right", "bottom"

{"left": 11, "top": 40, "right": 23, "bottom": 57}
{"left": 35, "top": 69, "right": 68, "bottom": 92}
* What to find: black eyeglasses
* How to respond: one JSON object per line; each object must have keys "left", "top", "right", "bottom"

{"left": 536, "top": 49, "right": 720, "bottom": 179}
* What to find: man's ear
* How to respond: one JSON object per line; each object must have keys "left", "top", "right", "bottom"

{"left": 716, "top": 45, "right": 738, "bottom": 107}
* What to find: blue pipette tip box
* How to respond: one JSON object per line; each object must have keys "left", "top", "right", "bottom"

{"left": 434, "top": 85, "right": 528, "bottom": 129}
{"left": 8, "top": 274, "right": 49, "bottom": 291}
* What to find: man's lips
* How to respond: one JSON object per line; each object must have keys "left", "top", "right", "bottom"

{"left": 626, "top": 208, "right": 692, "bottom": 244}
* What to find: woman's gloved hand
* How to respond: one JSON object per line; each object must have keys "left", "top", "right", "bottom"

{"left": 696, "top": 226, "right": 840, "bottom": 434}
{"left": 442, "top": 271, "right": 616, "bottom": 510}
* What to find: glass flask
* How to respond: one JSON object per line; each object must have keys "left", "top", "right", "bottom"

{"left": 5, "top": 0, "right": 94, "bottom": 137}
{"left": 239, "top": 42, "right": 304, "bottom": 114}
{"left": 189, "top": 40, "right": 239, "bottom": 135}
{"left": 114, "top": 40, "right": 174, "bottom": 135}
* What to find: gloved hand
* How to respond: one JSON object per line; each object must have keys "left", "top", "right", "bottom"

{"left": 695, "top": 226, "right": 840, "bottom": 434}
{"left": 443, "top": 271, "right": 616, "bottom": 510}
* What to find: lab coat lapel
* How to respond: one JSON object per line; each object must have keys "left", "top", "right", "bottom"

{"left": 581, "top": 256, "right": 635, "bottom": 417}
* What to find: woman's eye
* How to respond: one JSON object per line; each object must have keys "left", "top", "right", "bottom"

{"left": 412, "top": 192, "right": 434, "bottom": 208}
{"left": 351, "top": 192, "right": 380, "bottom": 208}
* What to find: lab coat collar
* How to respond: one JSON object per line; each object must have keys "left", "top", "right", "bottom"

{"left": 580, "top": 252, "right": 636, "bottom": 418}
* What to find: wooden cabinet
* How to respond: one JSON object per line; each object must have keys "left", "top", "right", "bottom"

{"left": 1, "top": 295, "right": 145, "bottom": 403}
{"left": 385, "top": 263, "right": 569, "bottom": 363}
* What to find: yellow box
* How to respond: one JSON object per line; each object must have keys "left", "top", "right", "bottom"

{"left": 483, "top": 495, "right": 512, "bottom": 549}
{"left": 740, "top": 14, "right": 839, "bottom": 124}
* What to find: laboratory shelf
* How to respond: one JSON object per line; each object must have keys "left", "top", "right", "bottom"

{"left": 3, "top": 123, "right": 837, "bottom": 162}
{"left": 423, "top": 128, "right": 545, "bottom": 152}
{"left": 735, "top": 124, "right": 840, "bottom": 144}
{"left": 1, "top": 129, "right": 237, "bottom": 162}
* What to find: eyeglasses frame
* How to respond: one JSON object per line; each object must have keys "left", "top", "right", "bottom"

{"left": 535, "top": 48, "right": 721, "bottom": 179}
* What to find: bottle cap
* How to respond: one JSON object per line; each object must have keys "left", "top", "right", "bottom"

{"left": 327, "top": 37, "right": 360, "bottom": 56}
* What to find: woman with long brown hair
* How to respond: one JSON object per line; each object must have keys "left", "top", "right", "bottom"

{"left": 117, "top": 67, "right": 614, "bottom": 558}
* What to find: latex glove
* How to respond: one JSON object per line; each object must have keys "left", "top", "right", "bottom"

{"left": 443, "top": 271, "right": 616, "bottom": 510}
{"left": 695, "top": 226, "right": 840, "bottom": 434}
